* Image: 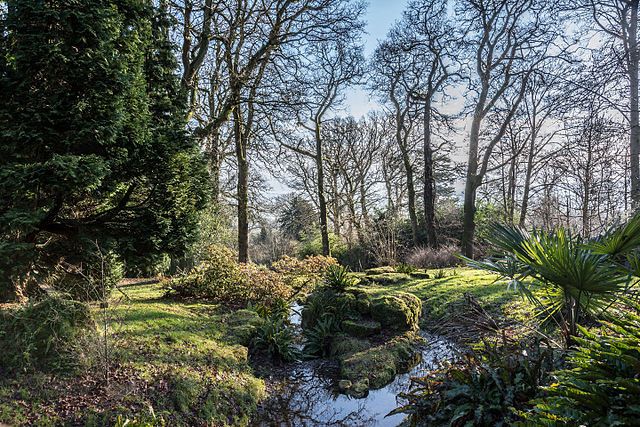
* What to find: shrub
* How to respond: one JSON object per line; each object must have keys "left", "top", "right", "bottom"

{"left": 251, "top": 316, "right": 298, "bottom": 363}
{"left": 164, "top": 245, "right": 241, "bottom": 300}
{"left": 165, "top": 245, "right": 293, "bottom": 308}
{"left": 522, "top": 307, "right": 640, "bottom": 426}
{"left": 252, "top": 297, "right": 290, "bottom": 323}
{"left": 0, "top": 297, "right": 94, "bottom": 373}
{"left": 271, "top": 255, "right": 338, "bottom": 294}
{"left": 301, "top": 288, "right": 355, "bottom": 330}
{"left": 405, "top": 245, "right": 460, "bottom": 269}
{"left": 394, "top": 340, "right": 559, "bottom": 426}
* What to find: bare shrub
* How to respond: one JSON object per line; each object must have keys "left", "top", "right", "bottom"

{"left": 405, "top": 245, "right": 461, "bottom": 269}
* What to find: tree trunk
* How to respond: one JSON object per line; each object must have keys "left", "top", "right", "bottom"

{"left": 207, "top": 132, "right": 222, "bottom": 204}
{"left": 234, "top": 109, "right": 249, "bottom": 263}
{"left": 315, "top": 123, "right": 330, "bottom": 256}
{"left": 519, "top": 131, "right": 537, "bottom": 227}
{"left": 630, "top": 0, "right": 640, "bottom": 210}
{"left": 423, "top": 102, "right": 438, "bottom": 247}
{"left": 462, "top": 112, "right": 482, "bottom": 258}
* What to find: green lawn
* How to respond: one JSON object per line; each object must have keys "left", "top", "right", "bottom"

{"left": 0, "top": 281, "right": 266, "bottom": 426}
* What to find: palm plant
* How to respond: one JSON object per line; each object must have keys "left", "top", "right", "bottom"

{"left": 464, "top": 220, "right": 638, "bottom": 345}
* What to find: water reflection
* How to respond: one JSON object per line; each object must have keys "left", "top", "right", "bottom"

{"left": 253, "top": 333, "right": 457, "bottom": 427}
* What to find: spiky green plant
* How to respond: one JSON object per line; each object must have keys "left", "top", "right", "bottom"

{"left": 251, "top": 316, "right": 298, "bottom": 363}
{"left": 323, "top": 265, "right": 355, "bottom": 292}
{"left": 303, "top": 315, "right": 339, "bottom": 358}
{"left": 464, "top": 223, "right": 634, "bottom": 344}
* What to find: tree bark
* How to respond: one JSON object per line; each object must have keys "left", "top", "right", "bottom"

{"left": 519, "top": 132, "right": 537, "bottom": 227}
{"left": 462, "top": 109, "right": 482, "bottom": 258}
{"left": 423, "top": 101, "right": 438, "bottom": 247}
{"left": 315, "top": 122, "right": 331, "bottom": 256}
{"left": 234, "top": 108, "right": 249, "bottom": 263}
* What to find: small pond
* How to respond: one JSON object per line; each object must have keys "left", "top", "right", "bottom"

{"left": 253, "top": 318, "right": 457, "bottom": 427}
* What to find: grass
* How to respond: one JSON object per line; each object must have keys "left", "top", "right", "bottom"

{"left": 0, "top": 281, "right": 266, "bottom": 426}
{"left": 356, "top": 267, "right": 541, "bottom": 342}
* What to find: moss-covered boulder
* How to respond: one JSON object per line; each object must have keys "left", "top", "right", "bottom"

{"left": 330, "top": 334, "right": 370, "bottom": 360}
{"left": 353, "top": 293, "right": 372, "bottom": 315}
{"left": 339, "top": 332, "right": 422, "bottom": 392}
{"left": 365, "top": 273, "right": 412, "bottom": 285}
{"left": 371, "top": 292, "right": 422, "bottom": 331}
{"left": 365, "top": 266, "right": 396, "bottom": 275}
{"left": 342, "top": 319, "right": 381, "bottom": 338}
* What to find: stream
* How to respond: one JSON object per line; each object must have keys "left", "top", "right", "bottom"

{"left": 253, "top": 304, "right": 458, "bottom": 426}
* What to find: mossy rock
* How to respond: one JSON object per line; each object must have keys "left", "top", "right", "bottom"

{"left": 365, "top": 273, "right": 412, "bottom": 285}
{"left": 339, "top": 332, "right": 422, "bottom": 391}
{"left": 371, "top": 292, "right": 422, "bottom": 331}
{"left": 342, "top": 319, "right": 381, "bottom": 338}
{"left": 330, "top": 334, "right": 370, "bottom": 360}
{"left": 409, "top": 271, "right": 431, "bottom": 279}
{"left": 353, "top": 293, "right": 372, "bottom": 315}
{"left": 365, "top": 266, "right": 396, "bottom": 275}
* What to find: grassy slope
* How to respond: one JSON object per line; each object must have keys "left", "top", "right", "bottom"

{"left": 0, "top": 281, "right": 265, "bottom": 426}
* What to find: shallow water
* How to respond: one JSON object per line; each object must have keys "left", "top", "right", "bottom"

{"left": 253, "top": 331, "right": 457, "bottom": 427}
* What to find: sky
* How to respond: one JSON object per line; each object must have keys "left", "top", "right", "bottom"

{"left": 344, "top": 0, "right": 410, "bottom": 117}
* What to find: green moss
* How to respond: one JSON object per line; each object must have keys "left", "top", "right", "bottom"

{"left": 341, "top": 319, "right": 381, "bottom": 337}
{"left": 339, "top": 332, "right": 422, "bottom": 390}
{"left": 0, "top": 282, "right": 266, "bottom": 426}
{"left": 365, "top": 272, "right": 412, "bottom": 285}
{"left": 365, "top": 266, "right": 396, "bottom": 275}
{"left": 371, "top": 292, "right": 422, "bottom": 331}
{"left": 330, "top": 334, "right": 370, "bottom": 359}
{"left": 353, "top": 293, "right": 371, "bottom": 315}
{"left": 223, "top": 309, "right": 266, "bottom": 346}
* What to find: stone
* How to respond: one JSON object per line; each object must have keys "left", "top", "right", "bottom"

{"left": 364, "top": 273, "right": 412, "bottom": 285}
{"left": 365, "top": 266, "right": 396, "bottom": 275}
{"left": 339, "top": 332, "right": 421, "bottom": 390}
{"left": 371, "top": 292, "right": 422, "bottom": 331}
{"left": 341, "top": 319, "right": 381, "bottom": 338}
{"left": 338, "top": 379, "right": 352, "bottom": 391}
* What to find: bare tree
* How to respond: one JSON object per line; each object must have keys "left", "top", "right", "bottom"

{"left": 281, "top": 38, "right": 365, "bottom": 256}
{"left": 458, "top": 0, "right": 557, "bottom": 257}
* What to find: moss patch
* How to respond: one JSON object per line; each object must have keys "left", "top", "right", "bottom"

{"left": 0, "top": 282, "right": 266, "bottom": 426}
{"left": 365, "top": 266, "right": 396, "bottom": 275}
{"left": 364, "top": 273, "right": 412, "bottom": 285}
{"left": 341, "top": 319, "right": 381, "bottom": 337}
{"left": 339, "top": 332, "right": 422, "bottom": 392}
{"left": 371, "top": 292, "right": 422, "bottom": 331}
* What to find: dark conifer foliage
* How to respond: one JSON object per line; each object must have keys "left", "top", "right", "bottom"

{"left": 0, "top": 0, "right": 207, "bottom": 300}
